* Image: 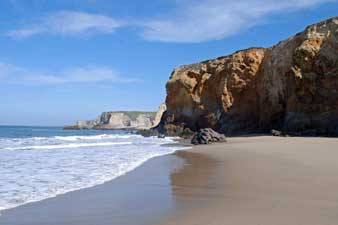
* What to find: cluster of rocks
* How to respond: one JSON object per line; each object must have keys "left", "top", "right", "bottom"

{"left": 157, "top": 16, "right": 338, "bottom": 137}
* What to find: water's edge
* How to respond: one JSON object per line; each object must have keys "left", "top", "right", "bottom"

{"left": 0, "top": 138, "right": 191, "bottom": 213}
{"left": 0, "top": 145, "right": 194, "bottom": 225}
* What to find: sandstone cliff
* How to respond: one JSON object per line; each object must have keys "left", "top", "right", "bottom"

{"left": 65, "top": 110, "right": 160, "bottom": 130}
{"left": 159, "top": 17, "right": 338, "bottom": 136}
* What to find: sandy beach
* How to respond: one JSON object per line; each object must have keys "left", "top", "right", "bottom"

{"left": 158, "top": 136, "right": 338, "bottom": 225}
{"left": 2, "top": 3, "right": 337, "bottom": 225}
{"left": 2, "top": 136, "right": 338, "bottom": 225}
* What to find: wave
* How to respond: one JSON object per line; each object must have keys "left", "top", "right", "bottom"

{"left": 0, "top": 145, "right": 190, "bottom": 212}
{"left": 0, "top": 129, "right": 190, "bottom": 212}
{"left": 3, "top": 141, "right": 133, "bottom": 151}
{"left": 0, "top": 134, "right": 141, "bottom": 142}
{"left": 54, "top": 134, "right": 140, "bottom": 141}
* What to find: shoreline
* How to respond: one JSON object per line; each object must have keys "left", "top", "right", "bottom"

{"left": 0, "top": 148, "right": 188, "bottom": 225}
{"left": 2, "top": 136, "right": 338, "bottom": 225}
{"left": 0, "top": 152, "right": 180, "bottom": 214}
{"left": 0, "top": 135, "right": 190, "bottom": 215}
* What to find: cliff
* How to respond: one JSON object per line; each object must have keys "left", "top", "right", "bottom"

{"left": 159, "top": 16, "right": 338, "bottom": 136}
{"left": 153, "top": 103, "right": 167, "bottom": 127}
{"left": 65, "top": 110, "right": 162, "bottom": 130}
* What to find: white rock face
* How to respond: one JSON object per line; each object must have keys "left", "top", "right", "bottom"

{"left": 132, "top": 114, "right": 154, "bottom": 129}
{"left": 107, "top": 113, "right": 131, "bottom": 128}
{"left": 153, "top": 103, "right": 166, "bottom": 127}
{"left": 75, "top": 120, "right": 96, "bottom": 129}
{"left": 66, "top": 102, "right": 169, "bottom": 130}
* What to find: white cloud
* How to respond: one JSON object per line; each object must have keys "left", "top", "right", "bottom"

{"left": 140, "top": 0, "right": 335, "bottom": 43}
{"left": 0, "top": 63, "right": 138, "bottom": 85}
{"left": 8, "top": 11, "right": 123, "bottom": 38}
{"left": 6, "top": 0, "right": 335, "bottom": 42}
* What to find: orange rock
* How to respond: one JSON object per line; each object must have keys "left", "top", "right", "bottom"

{"left": 161, "top": 17, "right": 338, "bottom": 136}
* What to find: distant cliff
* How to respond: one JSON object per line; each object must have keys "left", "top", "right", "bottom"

{"left": 65, "top": 105, "right": 166, "bottom": 130}
{"left": 158, "top": 16, "right": 338, "bottom": 136}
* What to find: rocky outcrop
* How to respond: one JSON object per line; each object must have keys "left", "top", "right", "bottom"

{"left": 191, "top": 128, "right": 226, "bottom": 145}
{"left": 75, "top": 120, "right": 96, "bottom": 129}
{"left": 93, "top": 113, "right": 135, "bottom": 129}
{"left": 64, "top": 111, "right": 157, "bottom": 130}
{"left": 159, "top": 16, "right": 338, "bottom": 136}
{"left": 152, "top": 103, "right": 166, "bottom": 128}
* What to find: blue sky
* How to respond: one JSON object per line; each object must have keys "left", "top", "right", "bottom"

{"left": 0, "top": 0, "right": 337, "bottom": 126}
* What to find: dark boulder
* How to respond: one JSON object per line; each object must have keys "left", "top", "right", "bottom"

{"left": 271, "top": 129, "right": 283, "bottom": 137}
{"left": 191, "top": 128, "right": 226, "bottom": 145}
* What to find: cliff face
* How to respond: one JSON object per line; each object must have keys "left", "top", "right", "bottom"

{"left": 161, "top": 17, "right": 338, "bottom": 136}
{"left": 66, "top": 111, "right": 160, "bottom": 130}
{"left": 153, "top": 103, "right": 167, "bottom": 128}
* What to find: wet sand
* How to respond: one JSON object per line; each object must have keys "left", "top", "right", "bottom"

{"left": 2, "top": 136, "right": 338, "bottom": 225}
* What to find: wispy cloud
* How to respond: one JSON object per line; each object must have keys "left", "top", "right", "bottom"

{"left": 6, "top": 0, "right": 335, "bottom": 42}
{"left": 0, "top": 62, "right": 23, "bottom": 79}
{"left": 141, "top": 0, "right": 335, "bottom": 43}
{"left": 0, "top": 62, "right": 138, "bottom": 85}
{"left": 8, "top": 11, "right": 123, "bottom": 38}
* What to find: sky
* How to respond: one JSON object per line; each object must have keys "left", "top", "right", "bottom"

{"left": 0, "top": 0, "right": 337, "bottom": 126}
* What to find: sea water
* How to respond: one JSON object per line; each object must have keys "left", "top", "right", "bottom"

{"left": 0, "top": 126, "right": 187, "bottom": 211}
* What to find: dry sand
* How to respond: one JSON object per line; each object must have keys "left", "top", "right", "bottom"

{"left": 158, "top": 136, "right": 338, "bottom": 225}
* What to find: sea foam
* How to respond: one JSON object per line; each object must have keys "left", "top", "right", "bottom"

{"left": 0, "top": 133, "right": 188, "bottom": 211}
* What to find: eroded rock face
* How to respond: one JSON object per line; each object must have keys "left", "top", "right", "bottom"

{"left": 94, "top": 113, "right": 132, "bottom": 129}
{"left": 161, "top": 17, "right": 338, "bottom": 136}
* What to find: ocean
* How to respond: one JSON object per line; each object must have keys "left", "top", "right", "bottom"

{"left": 0, "top": 126, "right": 187, "bottom": 211}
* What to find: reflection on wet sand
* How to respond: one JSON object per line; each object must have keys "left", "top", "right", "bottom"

{"left": 169, "top": 150, "right": 222, "bottom": 215}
